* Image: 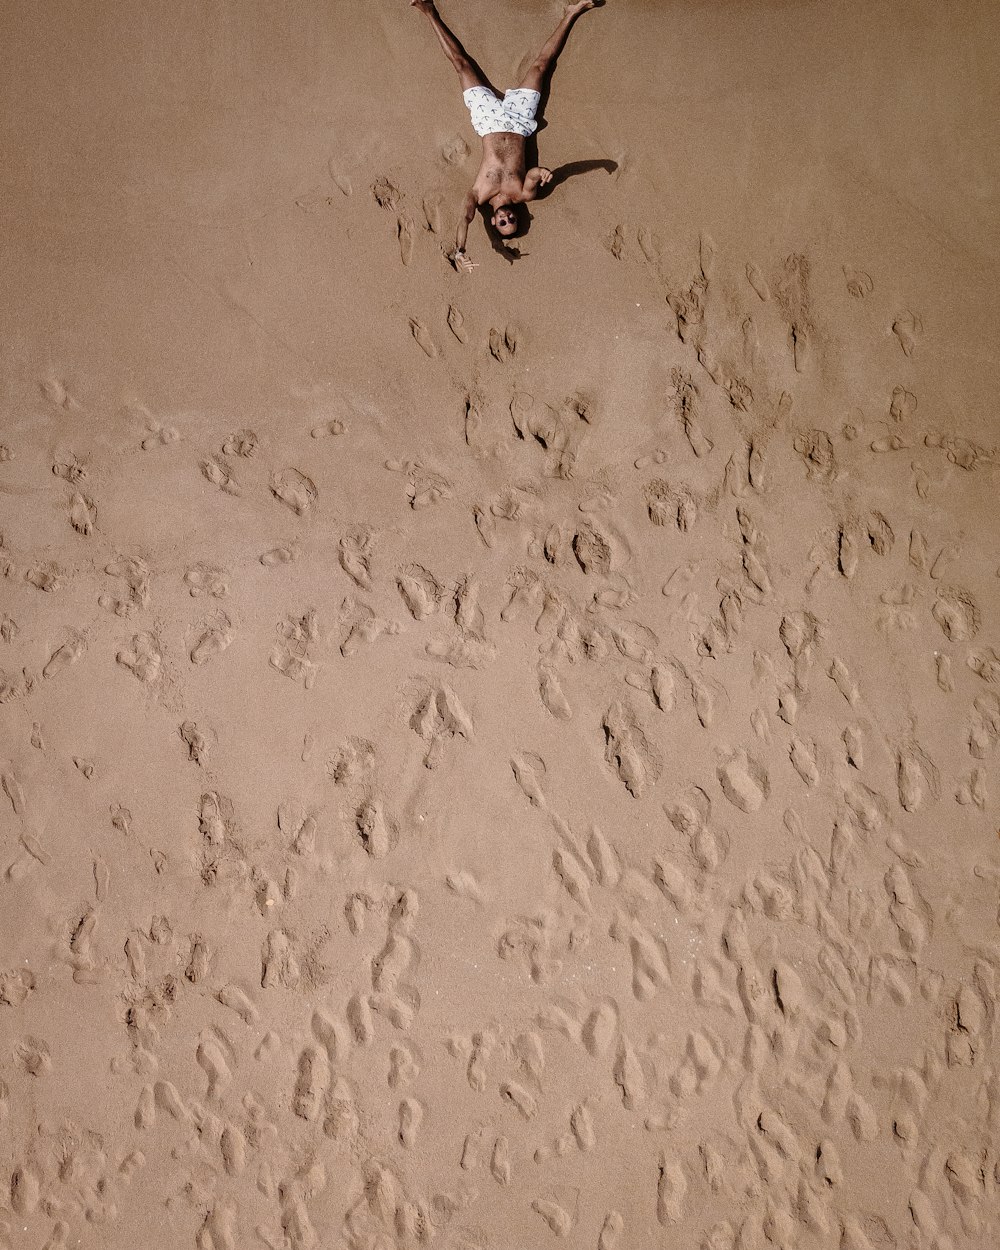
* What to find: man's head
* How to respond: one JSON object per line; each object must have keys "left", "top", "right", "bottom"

{"left": 491, "top": 203, "right": 520, "bottom": 238}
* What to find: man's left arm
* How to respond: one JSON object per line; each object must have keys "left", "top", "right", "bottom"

{"left": 520, "top": 167, "right": 553, "bottom": 200}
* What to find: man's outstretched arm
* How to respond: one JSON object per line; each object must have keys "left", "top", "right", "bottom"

{"left": 453, "top": 191, "right": 478, "bottom": 272}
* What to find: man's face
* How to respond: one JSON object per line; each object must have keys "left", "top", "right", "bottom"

{"left": 492, "top": 205, "right": 518, "bottom": 237}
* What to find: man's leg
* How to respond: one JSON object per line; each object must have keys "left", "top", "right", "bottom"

{"left": 517, "top": 1, "right": 596, "bottom": 93}
{"left": 411, "top": 1, "right": 485, "bottom": 91}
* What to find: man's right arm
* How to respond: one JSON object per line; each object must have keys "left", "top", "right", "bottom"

{"left": 453, "top": 191, "right": 478, "bottom": 271}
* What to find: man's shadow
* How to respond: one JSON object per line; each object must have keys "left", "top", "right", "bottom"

{"left": 532, "top": 157, "right": 619, "bottom": 198}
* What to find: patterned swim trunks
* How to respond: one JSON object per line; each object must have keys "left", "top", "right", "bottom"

{"left": 462, "top": 86, "right": 541, "bottom": 138}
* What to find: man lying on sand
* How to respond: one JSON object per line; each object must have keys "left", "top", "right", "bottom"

{"left": 411, "top": 0, "right": 598, "bottom": 272}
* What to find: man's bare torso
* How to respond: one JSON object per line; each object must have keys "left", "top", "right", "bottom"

{"left": 472, "top": 132, "right": 528, "bottom": 206}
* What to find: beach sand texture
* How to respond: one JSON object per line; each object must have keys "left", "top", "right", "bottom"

{"left": 2, "top": 1, "right": 1000, "bottom": 1246}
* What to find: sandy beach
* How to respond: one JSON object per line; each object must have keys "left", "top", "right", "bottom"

{"left": 1, "top": 1, "right": 999, "bottom": 1246}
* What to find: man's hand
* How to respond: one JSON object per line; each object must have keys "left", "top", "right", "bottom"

{"left": 522, "top": 167, "right": 554, "bottom": 199}
{"left": 451, "top": 249, "right": 478, "bottom": 274}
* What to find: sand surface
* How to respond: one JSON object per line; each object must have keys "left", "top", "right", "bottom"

{"left": 2, "top": 1, "right": 1000, "bottom": 1247}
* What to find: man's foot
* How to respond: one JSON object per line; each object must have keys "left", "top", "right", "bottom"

{"left": 565, "top": 0, "right": 596, "bottom": 15}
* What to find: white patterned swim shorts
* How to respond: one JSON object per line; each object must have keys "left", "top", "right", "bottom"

{"left": 462, "top": 86, "right": 541, "bottom": 138}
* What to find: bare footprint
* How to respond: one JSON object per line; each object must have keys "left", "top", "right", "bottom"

{"left": 397, "top": 564, "right": 443, "bottom": 620}
{"left": 489, "top": 325, "right": 518, "bottom": 363}
{"left": 185, "top": 562, "right": 229, "bottom": 598}
{"left": 329, "top": 163, "right": 352, "bottom": 196}
{"left": 310, "top": 417, "right": 346, "bottom": 438}
{"left": 745, "top": 262, "right": 770, "bottom": 301}
{"left": 892, "top": 311, "right": 922, "bottom": 357}
{"left": 398, "top": 215, "right": 414, "bottom": 266}
{"left": 201, "top": 458, "right": 240, "bottom": 496}
{"left": 339, "top": 531, "right": 373, "bottom": 589}
{"left": 43, "top": 633, "right": 87, "bottom": 681}
{"left": 718, "top": 750, "right": 770, "bottom": 813}
{"left": 190, "top": 614, "right": 234, "bottom": 666}
{"left": 270, "top": 468, "right": 317, "bottom": 515}
{"left": 116, "top": 632, "right": 162, "bottom": 683}
{"left": 441, "top": 134, "right": 470, "bottom": 165}
{"left": 447, "top": 305, "right": 467, "bottom": 343}
{"left": 141, "top": 418, "right": 180, "bottom": 450}
{"left": 890, "top": 386, "right": 916, "bottom": 421}
{"left": 372, "top": 177, "right": 401, "bottom": 210}
{"left": 410, "top": 318, "right": 439, "bottom": 358}
{"left": 844, "top": 266, "right": 873, "bottom": 298}
{"left": 69, "top": 493, "right": 96, "bottom": 536}
{"left": 221, "top": 429, "right": 258, "bottom": 458}
{"left": 637, "top": 226, "right": 661, "bottom": 261}
{"left": 422, "top": 194, "right": 443, "bottom": 233}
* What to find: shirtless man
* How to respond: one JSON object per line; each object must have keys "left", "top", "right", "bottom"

{"left": 411, "top": 0, "right": 598, "bottom": 272}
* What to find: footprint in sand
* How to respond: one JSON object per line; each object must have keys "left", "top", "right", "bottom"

{"left": 117, "top": 632, "right": 162, "bottom": 683}
{"left": 637, "top": 226, "right": 661, "bottom": 262}
{"left": 328, "top": 158, "right": 352, "bottom": 196}
{"left": 355, "top": 796, "right": 398, "bottom": 859}
{"left": 52, "top": 453, "right": 86, "bottom": 483}
{"left": 310, "top": 417, "right": 346, "bottom": 438}
{"left": 463, "top": 395, "right": 481, "bottom": 446}
{"left": 668, "top": 277, "right": 707, "bottom": 345}
{"left": 221, "top": 429, "right": 258, "bottom": 458}
{"left": 260, "top": 542, "right": 300, "bottom": 566}
{"left": 793, "top": 429, "right": 837, "bottom": 482}
{"left": 441, "top": 134, "right": 470, "bottom": 165}
{"left": 489, "top": 325, "right": 518, "bottom": 363}
{"left": 201, "top": 457, "right": 240, "bottom": 496}
{"left": 422, "top": 194, "right": 443, "bottom": 233}
{"left": 844, "top": 266, "right": 873, "bottom": 298}
{"left": 397, "top": 564, "right": 443, "bottom": 620}
{"left": 447, "top": 304, "right": 467, "bottom": 343}
{"left": 602, "top": 701, "right": 659, "bottom": 798}
{"left": 270, "top": 468, "right": 317, "bottom": 516}
{"left": 69, "top": 492, "right": 96, "bottom": 536}
{"left": 538, "top": 666, "right": 572, "bottom": 720}
{"left": 339, "top": 531, "right": 374, "bottom": 590}
{"left": 372, "top": 177, "right": 401, "bottom": 211}
{"left": 42, "top": 634, "right": 87, "bottom": 681}
{"left": 717, "top": 749, "right": 770, "bottom": 813}
{"left": 606, "top": 224, "right": 627, "bottom": 260}
{"left": 40, "top": 376, "right": 78, "bottom": 409}
{"left": 141, "top": 419, "right": 180, "bottom": 450}
{"left": 890, "top": 386, "right": 917, "bottom": 421}
{"left": 931, "top": 586, "right": 979, "bottom": 641}
{"left": 410, "top": 682, "right": 475, "bottom": 767}
{"left": 892, "top": 310, "right": 922, "bottom": 356}
{"left": 190, "top": 613, "right": 234, "bottom": 666}
{"left": 409, "top": 318, "right": 439, "bottom": 358}
{"left": 745, "top": 262, "right": 770, "bottom": 301}
{"left": 573, "top": 522, "right": 613, "bottom": 575}
{"left": 184, "top": 562, "right": 229, "bottom": 599}
{"left": 397, "top": 215, "right": 414, "bottom": 266}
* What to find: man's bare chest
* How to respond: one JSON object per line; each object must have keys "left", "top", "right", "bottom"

{"left": 474, "top": 160, "right": 524, "bottom": 204}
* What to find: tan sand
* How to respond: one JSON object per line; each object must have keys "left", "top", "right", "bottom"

{"left": 1, "top": 0, "right": 1000, "bottom": 1246}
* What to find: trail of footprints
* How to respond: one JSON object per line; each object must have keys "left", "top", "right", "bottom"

{"left": 1, "top": 225, "right": 999, "bottom": 1250}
